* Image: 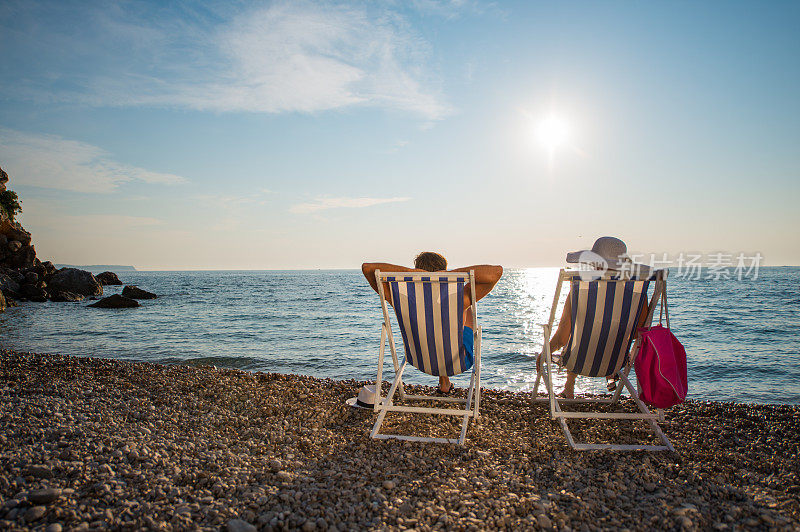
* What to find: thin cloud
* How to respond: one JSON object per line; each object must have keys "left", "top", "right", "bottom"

{"left": 193, "top": 191, "right": 272, "bottom": 208}
{"left": 0, "top": 127, "right": 187, "bottom": 193}
{"left": 290, "top": 196, "right": 411, "bottom": 214}
{"left": 20, "top": 199, "right": 163, "bottom": 234}
{"left": 1, "top": 1, "right": 452, "bottom": 119}
{"left": 59, "top": 214, "right": 163, "bottom": 228}
{"left": 407, "top": 0, "right": 489, "bottom": 18}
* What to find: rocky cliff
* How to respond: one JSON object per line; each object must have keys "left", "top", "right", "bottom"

{"left": 0, "top": 167, "right": 37, "bottom": 271}
{"left": 0, "top": 166, "right": 103, "bottom": 306}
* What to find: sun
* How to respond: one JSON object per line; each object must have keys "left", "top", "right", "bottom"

{"left": 535, "top": 114, "right": 569, "bottom": 153}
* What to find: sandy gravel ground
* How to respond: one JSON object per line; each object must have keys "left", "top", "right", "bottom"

{"left": 0, "top": 349, "right": 798, "bottom": 531}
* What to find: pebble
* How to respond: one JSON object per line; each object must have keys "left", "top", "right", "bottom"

{"left": 25, "top": 506, "right": 47, "bottom": 522}
{"left": 537, "top": 514, "right": 552, "bottom": 528}
{"left": 0, "top": 349, "right": 797, "bottom": 531}
{"left": 26, "top": 465, "right": 52, "bottom": 478}
{"left": 227, "top": 518, "right": 256, "bottom": 532}
{"left": 28, "top": 488, "right": 61, "bottom": 504}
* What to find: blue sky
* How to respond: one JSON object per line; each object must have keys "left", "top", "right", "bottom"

{"left": 0, "top": 0, "right": 797, "bottom": 269}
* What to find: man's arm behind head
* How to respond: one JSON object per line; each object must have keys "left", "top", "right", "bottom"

{"left": 450, "top": 264, "right": 504, "bottom": 302}
{"left": 361, "top": 262, "right": 419, "bottom": 305}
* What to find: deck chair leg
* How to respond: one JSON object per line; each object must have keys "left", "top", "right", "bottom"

{"left": 458, "top": 402, "right": 471, "bottom": 445}
{"left": 474, "top": 327, "right": 482, "bottom": 418}
{"left": 558, "top": 418, "right": 579, "bottom": 449}
{"left": 544, "top": 335, "right": 558, "bottom": 419}
{"left": 611, "top": 365, "right": 631, "bottom": 404}
{"left": 550, "top": 395, "right": 581, "bottom": 449}
{"left": 374, "top": 323, "right": 387, "bottom": 410}
{"left": 465, "top": 373, "right": 475, "bottom": 412}
{"left": 371, "top": 361, "right": 407, "bottom": 439}
{"left": 619, "top": 373, "right": 674, "bottom": 452}
{"left": 533, "top": 352, "right": 543, "bottom": 397}
{"left": 459, "top": 353, "right": 481, "bottom": 445}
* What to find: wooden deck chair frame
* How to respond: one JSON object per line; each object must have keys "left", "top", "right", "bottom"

{"left": 533, "top": 269, "right": 674, "bottom": 451}
{"left": 370, "top": 270, "right": 481, "bottom": 445}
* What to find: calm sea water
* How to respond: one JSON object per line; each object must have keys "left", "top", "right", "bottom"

{"left": 1, "top": 268, "right": 798, "bottom": 405}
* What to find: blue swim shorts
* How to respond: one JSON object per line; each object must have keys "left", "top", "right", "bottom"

{"left": 462, "top": 326, "right": 474, "bottom": 371}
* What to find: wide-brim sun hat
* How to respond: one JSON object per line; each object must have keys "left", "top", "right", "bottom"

{"left": 566, "top": 236, "right": 652, "bottom": 275}
{"left": 346, "top": 385, "right": 376, "bottom": 409}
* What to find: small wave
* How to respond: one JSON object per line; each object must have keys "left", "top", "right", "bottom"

{"left": 690, "top": 364, "right": 777, "bottom": 379}
{"left": 750, "top": 327, "right": 790, "bottom": 335}
{"left": 702, "top": 316, "right": 736, "bottom": 326}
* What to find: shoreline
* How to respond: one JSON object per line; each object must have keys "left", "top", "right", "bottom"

{"left": 0, "top": 349, "right": 798, "bottom": 531}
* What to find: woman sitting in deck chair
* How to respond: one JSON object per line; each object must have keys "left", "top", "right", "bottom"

{"left": 362, "top": 252, "right": 503, "bottom": 395}
{"left": 541, "top": 236, "right": 653, "bottom": 399}
{"left": 534, "top": 237, "right": 673, "bottom": 451}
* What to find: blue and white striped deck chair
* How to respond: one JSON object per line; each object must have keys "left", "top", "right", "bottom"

{"left": 370, "top": 271, "right": 481, "bottom": 445}
{"left": 534, "top": 269, "right": 674, "bottom": 451}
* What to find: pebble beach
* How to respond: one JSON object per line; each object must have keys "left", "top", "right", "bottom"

{"left": 1, "top": 349, "right": 798, "bottom": 531}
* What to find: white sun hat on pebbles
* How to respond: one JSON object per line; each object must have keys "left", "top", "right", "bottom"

{"left": 346, "top": 385, "right": 376, "bottom": 409}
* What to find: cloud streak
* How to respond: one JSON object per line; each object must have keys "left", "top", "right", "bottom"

{"left": 1, "top": 1, "right": 451, "bottom": 119}
{"left": 290, "top": 196, "right": 410, "bottom": 214}
{"left": 0, "top": 127, "right": 187, "bottom": 193}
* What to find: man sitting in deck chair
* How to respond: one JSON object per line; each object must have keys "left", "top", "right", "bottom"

{"left": 362, "top": 252, "right": 503, "bottom": 395}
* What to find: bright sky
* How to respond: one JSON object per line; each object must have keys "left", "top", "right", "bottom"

{"left": 0, "top": 0, "right": 798, "bottom": 269}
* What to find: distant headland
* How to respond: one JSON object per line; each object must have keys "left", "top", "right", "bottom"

{"left": 55, "top": 265, "right": 137, "bottom": 272}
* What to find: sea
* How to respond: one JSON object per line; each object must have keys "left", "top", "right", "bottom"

{"left": 1, "top": 267, "right": 798, "bottom": 405}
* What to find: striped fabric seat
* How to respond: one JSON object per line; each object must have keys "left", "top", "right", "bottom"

{"left": 561, "top": 275, "right": 652, "bottom": 377}
{"left": 385, "top": 276, "right": 469, "bottom": 377}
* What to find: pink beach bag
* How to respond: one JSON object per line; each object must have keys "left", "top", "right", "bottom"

{"left": 634, "top": 286, "right": 688, "bottom": 408}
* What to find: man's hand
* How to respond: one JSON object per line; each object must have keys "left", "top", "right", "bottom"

{"left": 361, "top": 262, "right": 421, "bottom": 305}
{"left": 451, "top": 264, "right": 504, "bottom": 303}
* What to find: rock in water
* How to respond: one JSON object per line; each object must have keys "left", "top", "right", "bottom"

{"left": 88, "top": 294, "right": 140, "bottom": 308}
{"left": 96, "top": 271, "right": 122, "bottom": 285}
{"left": 121, "top": 285, "right": 156, "bottom": 299}
{"left": 41, "top": 261, "right": 57, "bottom": 277}
{"left": 48, "top": 268, "right": 102, "bottom": 297}
{"left": 0, "top": 273, "right": 20, "bottom": 299}
{"left": 51, "top": 291, "right": 85, "bottom": 302}
{"left": 0, "top": 289, "right": 5, "bottom": 310}
{"left": 20, "top": 283, "right": 48, "bottom": 302}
